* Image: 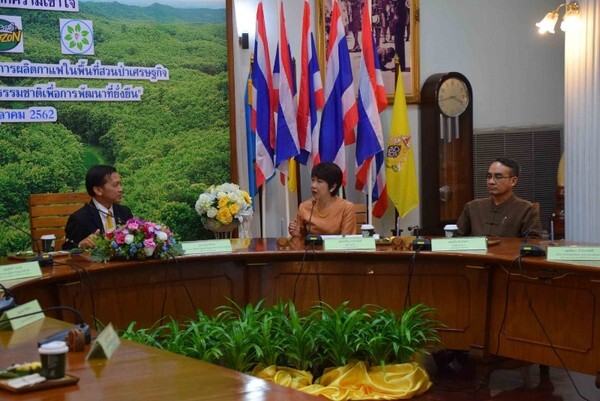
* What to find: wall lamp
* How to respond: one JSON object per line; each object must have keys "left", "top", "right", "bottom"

{"left": 536, "top": 2, "right": 580, "bottom": 34}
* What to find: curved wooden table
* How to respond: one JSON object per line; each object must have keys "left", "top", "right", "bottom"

{"left": 0, "top": 318, "right": 323, "bottom": 401}
{"left": 5, "top": 237, "right": 600, "bottom": 383}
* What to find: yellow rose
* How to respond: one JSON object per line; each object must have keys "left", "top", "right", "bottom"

{"left": 229, "top": 203, "right": 240, "bottom": 216}
{"left": 216, "top": 207, "right": 233, "bottom": 224}
{"left": 218, "top": 197, "right": 229, "bottom": 209}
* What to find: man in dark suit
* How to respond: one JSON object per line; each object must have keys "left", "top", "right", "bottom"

{"left": 62, "top": 165, "right": 133, "bottom": 250}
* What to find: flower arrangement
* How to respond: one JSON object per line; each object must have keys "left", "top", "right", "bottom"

{"left": 91, "top": 217, "right": 182, "bottom": 261}
{"left": 195, "top": 183, "right": 253, "bottom": 229}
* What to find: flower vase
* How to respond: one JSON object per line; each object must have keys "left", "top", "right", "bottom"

{"left": 239, "top": 214, "right": 253, "bottom": 238}
{"left": 202, "top": 218, "right": 239, "bottom": 239}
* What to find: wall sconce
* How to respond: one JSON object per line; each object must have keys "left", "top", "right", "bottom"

{"left": 239, "top": 33, "right": 249, "bottom": 49}
{"left": 536, "top": 2, "right": 580, "bottom": 34}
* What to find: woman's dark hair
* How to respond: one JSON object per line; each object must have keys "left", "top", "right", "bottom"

{"left": 85, "top": 165, "right": 118, "bottom": 196}
{"left": 311, "top": 162, "right": 343, "bottom": 196}
{"left": 494, "top": 158, "right": 520, "bottom": 177}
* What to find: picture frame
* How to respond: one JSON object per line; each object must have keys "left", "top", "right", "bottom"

{"left": 317, "top": 0, "right": 420, "bottom": 104}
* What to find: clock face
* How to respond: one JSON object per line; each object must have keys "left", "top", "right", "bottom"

{"left": 437, "top": 78, "right": 470, "bottom": 117}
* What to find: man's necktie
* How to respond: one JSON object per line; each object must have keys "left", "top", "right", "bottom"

{"left": 106, "top": 210, "right": 115, "bottom": 231}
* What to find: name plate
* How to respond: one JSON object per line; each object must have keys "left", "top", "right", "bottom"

{"left": 181, "top": 240, "right": 232, "bottom": 255}
{"left": 431, "top": 237, "right": 487, "bottom": 252}
{"left": 0, "top": 300, "right": 44, "bottom": 331}
{"left": 86, "top": 323, "right": 120, "bottom": 360}
{"left": 324, "top": 237, "right": 376, "bottom": 251}
{"left": 547, "top": 246, "right": 600, "bottom": 261}
{"left": 0, "top": 261, "right": 42, "bottom": 282}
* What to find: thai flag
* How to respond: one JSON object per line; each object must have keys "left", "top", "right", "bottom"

{"left": 251, "top": 1, "right": 275, "bottom": 189}
{"left": 297, "top": 0, "right": 324, "bottom": 167}
{"left": 355, "top": 1, "right": 388, "bottom": 217}
{"left": 319, "top": 0, "right": 358, "bottom": 184}
{"left": 273, "top": 2, "right": 299, "bottom": 178}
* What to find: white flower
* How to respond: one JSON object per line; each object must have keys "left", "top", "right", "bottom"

{"left": 144, "top": 247, "right": 155, "bottom": 257}
{"left": 125, "top": 234, "right": 134, "bottom": 244}
{"left": 196, "top": 183, "right": 252, "bottom": 221}
{"left": 156, "top": 231, "right": 168, "bottom": 241}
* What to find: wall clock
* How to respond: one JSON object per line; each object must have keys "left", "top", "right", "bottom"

{"left": 419, "top": 72, "right": 473, "bottom": 234}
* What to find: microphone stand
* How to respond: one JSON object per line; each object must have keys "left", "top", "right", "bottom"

{"left": 304, "top": 199, "right": 323, "bottom": 245}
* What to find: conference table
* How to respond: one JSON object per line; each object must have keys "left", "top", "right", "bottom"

{"left": 4, "top": 237, "right": 600, "bottom": 385}
{"left": 0, "top": 318, "right": 323, "bottom": 400}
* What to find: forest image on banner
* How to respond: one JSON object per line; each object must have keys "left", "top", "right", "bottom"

{"left": 0, "top": 0, "right": 230, "bottom": 255}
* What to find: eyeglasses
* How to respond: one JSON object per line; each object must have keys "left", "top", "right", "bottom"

{"left": 486, "top": 174, "right": 514, "bottom": 182}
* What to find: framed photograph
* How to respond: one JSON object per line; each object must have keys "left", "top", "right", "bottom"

{"left": 317, "top": 0, "right": 420, "bottom": 104}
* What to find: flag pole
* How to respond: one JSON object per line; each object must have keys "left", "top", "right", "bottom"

{"left": 367, "top": 160, "right": 373, "bottom": 225}
{"left": 285, "top": 174, "right": 290, "bottom": 235}
{"left": 261, "top": 185, "right": 266, "bottom": 237}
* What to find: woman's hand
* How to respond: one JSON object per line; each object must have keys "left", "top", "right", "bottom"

{"left": 288, "top": 220, "right": 301, "bottom": 237}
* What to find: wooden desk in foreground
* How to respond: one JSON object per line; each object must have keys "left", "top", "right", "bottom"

{"left": 5, "top": 237, "right": 600, "bottom": 383}
{"left": 0, "top": 318, "right": 321, "bottom": 401}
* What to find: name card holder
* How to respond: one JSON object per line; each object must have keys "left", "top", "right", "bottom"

{"left": 431, "top": 237, "right": 487, "bottom": 252}
{"left": 323, "top": 237, "right": 376, "bottom": 251}
{"left": 86, "top": 323, "right": 120, "bottom": 360}
{"left": 0, "top": 300, "right": 44, "bottom": 331}
{"left": 0, "top": 261, "right": 43, "bottom": 282}
{"left": 180, "top": 240, "right": 233, "bottom": 255}
{"left": 547, "top": 246, "right": 600, "bottom": 261}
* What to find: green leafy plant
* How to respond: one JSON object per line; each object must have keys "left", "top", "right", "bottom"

{"left": 312, "top": 302, "right": 371, "bottom": 368}
{"left": 119, "top": 300, "right": 441, "bottom": 377}
{"left": 280, "top": 301, "right": 318, "bottom": 372}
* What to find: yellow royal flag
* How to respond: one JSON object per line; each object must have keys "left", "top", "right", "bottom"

{"left": 385, "top": 73, "right": 419, "bottom": 218}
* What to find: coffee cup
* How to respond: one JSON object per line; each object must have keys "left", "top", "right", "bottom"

{"left": 39, "top": 340, "right": 68, "bottom": 379}
{"left": 444, "top": 224, "right": 458, "bottom": 238}
{"left": 41, "top": 234, "right": 56, "bottom": 253}
{"left": 361, "top": 224, "right": 375, "bottom": 238}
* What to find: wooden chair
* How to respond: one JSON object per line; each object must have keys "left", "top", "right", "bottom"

{"left": 354, "top": 203, "right": 367, "bottom": 234}
{"left": 29, "top": 192, "right": 90, "bottom": 250}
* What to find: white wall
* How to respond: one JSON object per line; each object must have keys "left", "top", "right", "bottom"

{"left": 231, "top": 0, "right": 564, "bottom": 238}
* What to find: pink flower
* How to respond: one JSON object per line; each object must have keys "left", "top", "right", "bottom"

{"left": 144, "top": 238, "right": 156, "bottom": 249}
{"left": 127, "top": 222, "right": 139, "bottom": 230}
{"left": 115, "top": 233, "right": 126, "bottom": 244}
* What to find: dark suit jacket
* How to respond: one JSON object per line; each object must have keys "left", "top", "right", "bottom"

{"left": 62, "top": 202, "right": 133, "bottom": 250}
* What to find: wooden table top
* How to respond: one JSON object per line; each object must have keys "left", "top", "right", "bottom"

{"left": 0, "top": 318, "right": 322, "bottom": 401}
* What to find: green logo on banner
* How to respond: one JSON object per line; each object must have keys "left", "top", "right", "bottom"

{"left": 0, "top": 19, "right": 22, "bottom": 51}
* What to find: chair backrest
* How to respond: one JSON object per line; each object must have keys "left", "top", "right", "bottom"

{"left": 354, "top": 203, "right": 367, "bottom": 234}
{"left": 29, "top": 192, "right": 90, "bottom": 250}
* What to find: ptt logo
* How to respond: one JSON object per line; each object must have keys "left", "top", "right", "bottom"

{"left": 0, "top": 19, "right": 22, "bottom": 52}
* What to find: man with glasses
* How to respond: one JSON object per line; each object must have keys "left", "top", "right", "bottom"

{"left": 457, "top": 158, "right": 541, "bottom": 237}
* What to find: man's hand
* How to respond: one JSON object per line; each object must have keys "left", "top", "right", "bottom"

{"left": 78, "top": 229, "right": 100, "bottom": 249}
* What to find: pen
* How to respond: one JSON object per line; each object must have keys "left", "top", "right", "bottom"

{"left": 501, "top": 216, "right": 507, "bottom": 225}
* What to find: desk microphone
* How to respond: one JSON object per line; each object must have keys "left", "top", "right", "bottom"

{"left": 0, "top": 216, "right": 53, "bottom": 267}
{"left": 0, "top": 305, "right": 91, "bottom": 345}
{"left": 0, "top": 283, "right": 17, "bottom": 313}
{"left": 409, "top": 225, "right": 431, "bottom": 251}
{"left": 520, "top": 230, "right": 546, "bottom": 257}
{"left": 305, "top": 198, "right": 323, "bottom": 245}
